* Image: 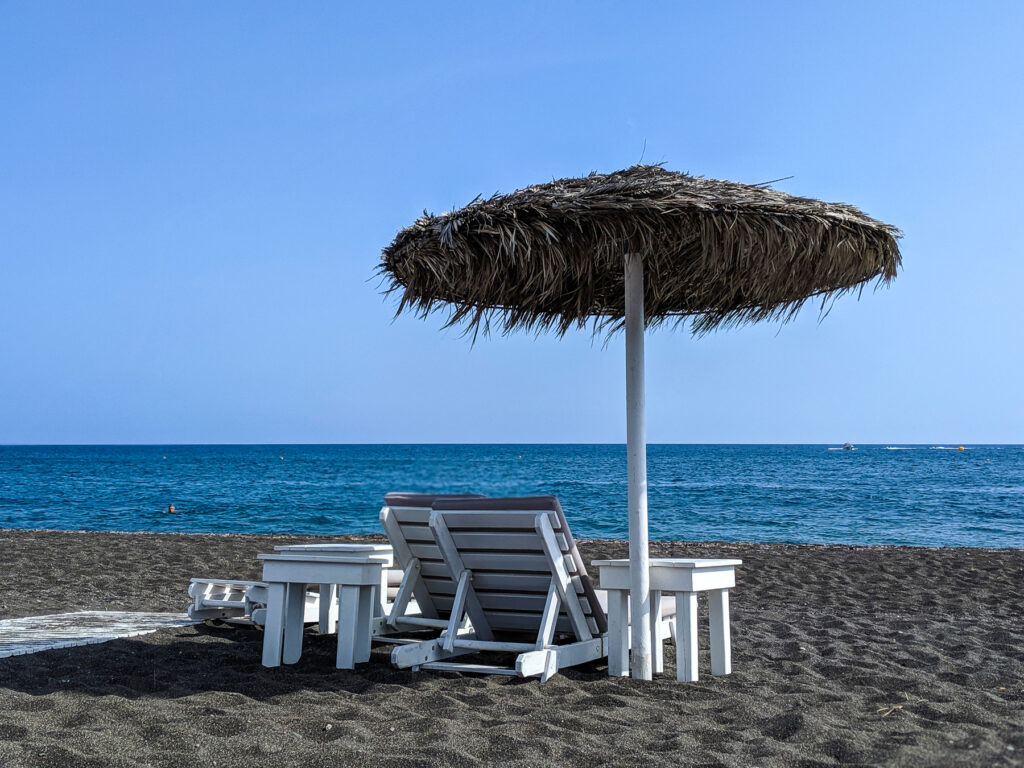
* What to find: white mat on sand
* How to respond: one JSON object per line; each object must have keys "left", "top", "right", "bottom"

{"left": 0, "top": 611, "right": 196, "bottom": 658}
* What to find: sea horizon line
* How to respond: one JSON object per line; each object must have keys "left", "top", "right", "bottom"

{"left": 1, "top": 442, "right": 1021, "bottom": 448}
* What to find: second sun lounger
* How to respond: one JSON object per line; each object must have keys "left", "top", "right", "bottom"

{"left": 390, "top": 496, "right": 673, "bottom": 682}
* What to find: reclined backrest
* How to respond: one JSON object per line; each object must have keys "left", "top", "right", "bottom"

{"left": 381, "top": 492, "right": 487, "bottom": 620}
{"left": 429, "top": 496, "right": 607, "bottom": 637}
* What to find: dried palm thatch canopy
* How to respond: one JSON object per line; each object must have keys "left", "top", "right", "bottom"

{"left": 381, "top": 165, "right": 901, "bottom": 336}
{"left": 380, "top": 165, "right": 902, "bottom": 681}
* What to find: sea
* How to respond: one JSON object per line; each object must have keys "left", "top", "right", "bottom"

{"left": 0, "top": 445, "right": 1021, "bottom": 548}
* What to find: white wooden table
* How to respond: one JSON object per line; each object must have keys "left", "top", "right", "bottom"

{"left": 592, "top": 557, "right": 741, "bottom": 682}
{"left": 273, "top": 543, "right": 394, "bottom": 633}
{"left": 259, "top": 552, "right": 389, "bottom": 670}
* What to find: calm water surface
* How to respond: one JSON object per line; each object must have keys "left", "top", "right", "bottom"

{"left": 0, "top": 445, "right": 1021, "bottom": 547}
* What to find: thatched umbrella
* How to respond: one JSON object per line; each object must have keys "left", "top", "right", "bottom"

{"left": 380, "top": 165, "right": 901, "bottom": 680}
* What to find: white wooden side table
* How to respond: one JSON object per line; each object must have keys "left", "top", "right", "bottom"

{"left": 259, "top": 553, "right": 389, "bottom": 670}
{"left": 273, "top": 543, "right": 394, "bottom": 633}
{"left": 592, "top": 557, "right": 741, "bottom": 681}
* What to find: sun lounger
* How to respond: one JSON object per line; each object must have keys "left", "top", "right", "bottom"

{"left": 389, "top": 496, "right": 675, "bottom": 682}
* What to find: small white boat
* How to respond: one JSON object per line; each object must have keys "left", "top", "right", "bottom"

{"left": 841, "top": 443, "right": 855, "bottom": 451}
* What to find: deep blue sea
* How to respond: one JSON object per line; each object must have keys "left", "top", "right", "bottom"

{"left": 0, "top": 445, "right": 1022, "bottom": 547}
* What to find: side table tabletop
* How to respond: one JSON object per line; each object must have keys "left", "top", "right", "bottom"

{"left": 592, "top": 557, "right": 741, "bottom": 682}
{"left": 259, "top": 553, "right": 389, "bottom": 670}
{"left": 273, "top": 543, "right": 394, "bottom": 633}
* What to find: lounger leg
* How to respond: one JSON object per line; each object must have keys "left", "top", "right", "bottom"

{"left": 650, "top": 589, "right": 664, "bottom": 675}
{"left": 676, "top": 592, "right": 698, "bottom": 682}
{"left": 261, "top": 582, "right": 287, "bottom": 668}
{"left": 355, "top": 585, "right": 373, "bottom": 663}
{"left": 709, "top": 588, "right": 731, "bottom": 676}
{"left": 282, "top": 582, "right": 306, "bottom": 664}
{"left": 607, "top": 589, "right": 629, "bottom": 677}
{"left": 319, "top": 583, "right": 338, "bottom": 633}
{"left": 336, "top": 585, "right": 360, "bottom": 669}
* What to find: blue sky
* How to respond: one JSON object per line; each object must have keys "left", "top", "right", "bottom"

{"left": 1, "top": 2, "right": 1021, "bottom": 444}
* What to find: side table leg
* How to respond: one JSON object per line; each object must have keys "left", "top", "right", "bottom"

{"left": 355, "top": 585, "right": 373, "bottom": 663}
{"left": 330, "top": 583, "right": 340, "bottom": 630}
{"left": 319, "top": 583, "right": 338, "bottom": 633}
{"left": 336, "top": 585, "right": 360, "bottom": 669}
{"left": 282, "top": 583, "right": 306, "bottom": 664}
{"left": 261, "top": 582, "right": 286, "bottom": 668}
{"left": 677, "top": 592, "right": 698, "bottom": 682}
{"left": 607, "top": 589, "right": 629, "bottom": 677}
{"left": 709, "top": 588, "right": 731, "bottom": 676}
{"left": 650, "top": 589, "right": 664, "bottom": 675}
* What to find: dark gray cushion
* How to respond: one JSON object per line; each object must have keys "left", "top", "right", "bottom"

{"left": 384, "top": 492, "right": 486, "bottom": 509}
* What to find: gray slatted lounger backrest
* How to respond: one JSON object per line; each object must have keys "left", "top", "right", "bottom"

{"left": 381, "top": 493, "right": 487, "bottom": 621}
{"left": 430, "top": 496, "right": 608, "bottom": 637}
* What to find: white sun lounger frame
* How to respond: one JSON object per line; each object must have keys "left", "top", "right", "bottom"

{"left": 187, "top": 579, "right": 319, "bottom": 625}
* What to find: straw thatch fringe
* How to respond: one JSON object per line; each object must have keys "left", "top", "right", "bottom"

{"left": 380, "top": 165, "right": 901, "bottom": 337}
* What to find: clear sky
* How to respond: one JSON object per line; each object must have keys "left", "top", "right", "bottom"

{"left": 1, "top": 2, "right": 1021, "bottom": 444}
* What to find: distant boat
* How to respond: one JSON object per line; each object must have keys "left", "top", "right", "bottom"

{"left": 841, "top": 443, "right": 855, "bottom": 451}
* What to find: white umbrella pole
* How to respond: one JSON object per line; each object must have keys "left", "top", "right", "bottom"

{"left": 624, "top": 252, "right": 652, "bottom": 680}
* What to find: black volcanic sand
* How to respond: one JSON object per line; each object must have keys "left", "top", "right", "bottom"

{"left": 1, "top": 530, "right": 1022, "bottom": 767}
